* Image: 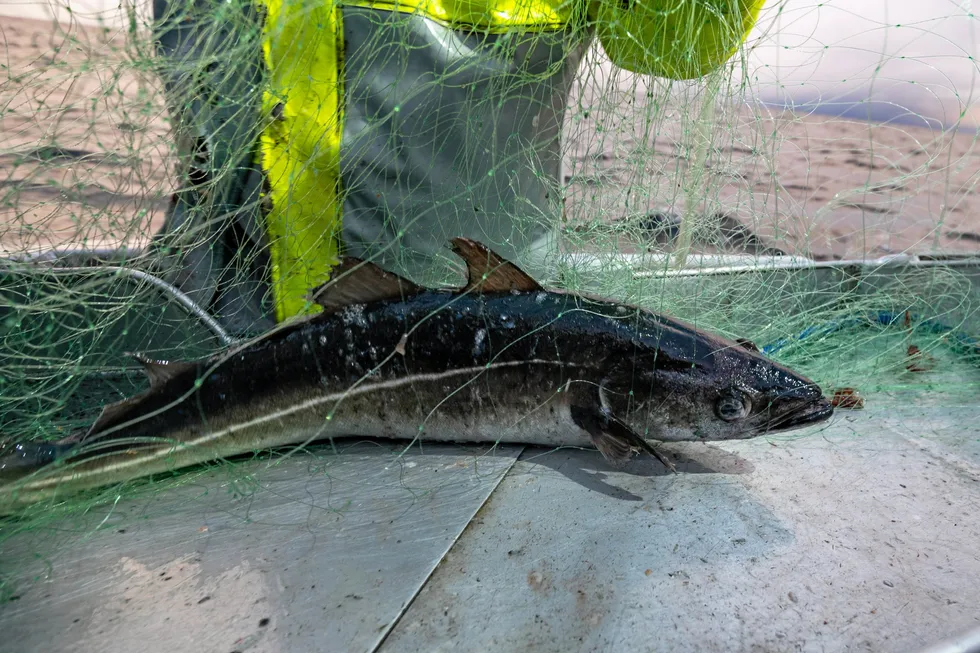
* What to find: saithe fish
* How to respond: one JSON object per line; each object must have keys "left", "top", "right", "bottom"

{"left": 0, "top": 238, "right": 833, "bottom": 510}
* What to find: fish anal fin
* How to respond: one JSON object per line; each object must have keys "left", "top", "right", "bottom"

{"left": 449, "top": 238, "right": 542, "bottom": 294}
{"left": 309, "top": 257, "right": 424, "bottom": 313}
{"left": 131, "top": 353, "right": 196, "bottom": 390}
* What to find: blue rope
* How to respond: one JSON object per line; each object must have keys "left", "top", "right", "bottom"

{"left": 761, "top": 311, "right": 980, "bottom": 359}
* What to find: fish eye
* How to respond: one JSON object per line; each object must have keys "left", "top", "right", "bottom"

{"left": 715, "top": 390, "right": 751, "bottom": 421}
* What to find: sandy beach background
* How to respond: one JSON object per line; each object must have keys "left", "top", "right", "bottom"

{"left": 0, "top": 14, "right": 171, "bottom": 254}
{"left": 1, "top": 2, "right": 979, "bottom": 261}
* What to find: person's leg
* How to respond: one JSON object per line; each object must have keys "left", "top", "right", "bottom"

{"left": 150, "top": 0, "right": 276, "bottom": 337}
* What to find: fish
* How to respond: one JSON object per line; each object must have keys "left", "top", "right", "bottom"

{"left": 0, "top": 238, "right": 833, "bottom": 510}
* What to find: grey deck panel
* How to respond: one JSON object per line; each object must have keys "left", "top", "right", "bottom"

{"left": 0, "top": 442, "right": 522, "bottom": 653}
{"left": 379, "top": 396, "right": 980, "bottom": 653}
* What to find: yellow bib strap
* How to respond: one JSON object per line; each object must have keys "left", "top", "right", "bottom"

{"left": 342, "top": 0, "right": 572, "bottom": 32}
{"left": 257, "top": 0, "right": 345, "bottom": 322}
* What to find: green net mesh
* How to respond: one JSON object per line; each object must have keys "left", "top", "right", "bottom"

{"left": 1, "top": 0, "right": 979, "bottom": 592}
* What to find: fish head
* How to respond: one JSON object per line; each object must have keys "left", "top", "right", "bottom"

{"left": 602, "top": 321, "right": 834, "bottom": 442}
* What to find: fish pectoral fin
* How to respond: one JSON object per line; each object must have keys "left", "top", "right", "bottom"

{"left": 308, "top": 258, "right": 424, "bottom": 313}
{"left": 570, "top": 405, "right": 677, "bottom": 472}
{"left": 449, "top": 238, "right": 543, "bottom": 294}
{"left": 588, "top": 424, "right": 633, "bottom": 464}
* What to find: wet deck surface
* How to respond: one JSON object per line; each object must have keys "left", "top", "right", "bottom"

{"left": 1, "top": 393, "right": 978, "bottom": 653}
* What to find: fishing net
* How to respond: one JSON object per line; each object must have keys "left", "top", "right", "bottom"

{"left": 1, "top": 0, "right": 979, "bottom": 597}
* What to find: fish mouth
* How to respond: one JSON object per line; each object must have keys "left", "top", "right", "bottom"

{"left": 762, "top": 398, "right": 835, "bottom": 433}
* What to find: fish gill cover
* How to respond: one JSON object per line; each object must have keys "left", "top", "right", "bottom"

{"left": 0, "top": 0, "right": 979, "bottom": 601}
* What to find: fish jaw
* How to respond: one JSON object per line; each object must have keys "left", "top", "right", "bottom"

{"left": 617, "top": 388, "right": 834, "bottom": 444}
{"left": 756, "top": 395, "right": 835, "bottom": 435}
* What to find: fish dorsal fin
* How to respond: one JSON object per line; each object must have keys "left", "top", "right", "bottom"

{"left": 86, "top": 354, "right": 197, "bottom": 438}
{"left": 86, "top": 395, "right": 146, "bottom": 438}
{"left": 132, "top": 353, "right": 196, "bottom": 391}
{"left": 308, "top": 257, "right": 424, "bottom": 313}
{"left": 735, "top": 338, "right": 759, "bottom": 353}
{"left": 449, "top": 238, "right": 542, "bottom": 294}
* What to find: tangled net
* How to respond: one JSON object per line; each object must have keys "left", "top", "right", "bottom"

{"left": 0, "top": 0, "right": 978, "bottom": 535}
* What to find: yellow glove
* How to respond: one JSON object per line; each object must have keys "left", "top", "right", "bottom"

{"left": 592, "top": 0, "right": 766, "bottom": 79}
